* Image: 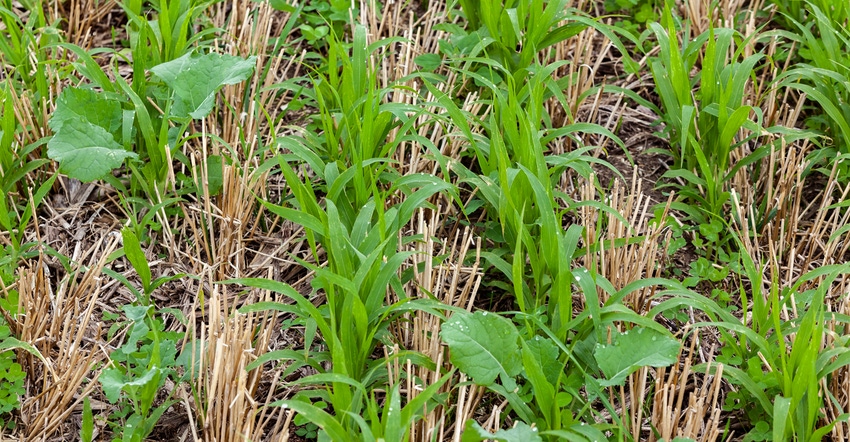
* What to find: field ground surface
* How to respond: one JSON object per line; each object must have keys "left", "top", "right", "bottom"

{"left": 2, "top": 0, "right": 850, "bottom": 441}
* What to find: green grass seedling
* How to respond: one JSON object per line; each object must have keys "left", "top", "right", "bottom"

{"left": 240, "top": 139, "right": 455, "bottom": 437}
{"left": 647, "top": 10, "right": 701, "bottom": 171}
{"left": 231, "top": 274, "right": 452, "bottom": 439}
{"left": 778, "top": 3, "right": 850, "bottom": 171}
{"left": 662, "top": 242, "right": 850, "bottom": 441}
{"left": 0, "top": 81, "right": 49, "bottom": 210}
{"left": 0, "top": 172, "right": 55, "bottom": 267}
{"left": 649, "top": 4, "right": 772, "bottom": 254}
{"left": 455, "top": 0, "right": 639, "bottom": 83}
{"left": 444, "top": 66, "right": 626, "bottom": 343}
{"left": 0, "top": 0, "right": 58, "bottom": 114}
{"left": 763, "top": 263, "right": 850, "bottom": 441}
{"left": 80, "top": 397, "right": 94, "bottom": 442}
{"left": 304, "top": 24, "right": 414, "bottom": 227}
{"left": 258, "top": 373, "right": 450, "bottom": 442}
{"left": 770, "top": 0, "right": 848, "bottom": 34}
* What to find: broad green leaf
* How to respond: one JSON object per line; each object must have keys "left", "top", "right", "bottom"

{"left": 46, "top": 86, "right": 130, "bottom": 183}
{"left": 120, "top": 366, "right": 161, "bottom": 389}
{"left": 593, "top": 326, "right": 680, "bottom": 386}
{"left": 523, "top": 335, "right": 562, "bottom": 386}
{"left": 268, "top": 0, "right": 294, "bottom": 11}
{"left": 150, "top": 52, "right": 257, "bottom": 119}
{"left": 124, "top": 304, "right": 152, "bottom": 323}
{"left": 440, "top": 310, "right": 521, "bottom": 386}
{"left": 414, "top": 53, "right": 442, "bottom": 71}
{"left": 99, "top": 367, "right": 126, "bottom": 403}
{"left": 49, "top": 87, "right": 123, "bottom": 137}
{"left": 461, "top": 420, "right": 542, "bottom": 442}
{"left": 47, "top": 118, "right": 137, "bottom": 182}
{"left": 119, "top": 305, "right": 153, "bottom": 355}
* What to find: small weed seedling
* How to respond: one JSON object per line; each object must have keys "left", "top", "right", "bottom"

{"left": 98, "top": 227, "right": 185, "bottom": 441}
{"left": 0, "top": 318, "right": 25, "bottom": 430}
